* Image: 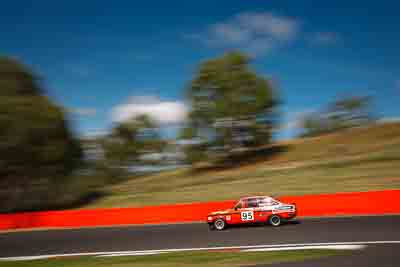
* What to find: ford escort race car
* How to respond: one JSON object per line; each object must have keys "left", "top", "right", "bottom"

{"left": 207, "top": 196, "right": 297, "bottom": 230}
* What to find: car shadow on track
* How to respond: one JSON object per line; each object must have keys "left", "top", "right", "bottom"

{"left": 211, "top": 220, "right": 302, "bottom": 231}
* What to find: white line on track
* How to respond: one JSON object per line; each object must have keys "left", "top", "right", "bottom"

{"left": 242, "top": 244, "right": 367, "bottom": 252}
{"left": 1, "top": 241, "right": 399, "bottom": 261}
{"left": 97, "top": 251, "right": 167, "bottom": 257}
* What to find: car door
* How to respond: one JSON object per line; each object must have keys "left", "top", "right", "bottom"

{"left": 238, "top": 198, "right": 258, "bottom": 224}
{"left": 257, "top": 198, "right": 277, "bottom": 221}
{"left": 253, "top": 200, "right": 268, "bottom": 222}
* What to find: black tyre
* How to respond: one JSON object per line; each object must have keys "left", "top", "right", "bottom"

{"left": 269, "top": 215, "right": 281, "bottom": 227}
{"left": 214, "top": 218, "right": 226, "bottom": 230}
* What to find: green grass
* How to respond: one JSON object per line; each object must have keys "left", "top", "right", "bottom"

{"left": 0, "top": 250, "right": 343, "bottom": 267}
{"left": 86, "top": 122, "right": 400, "bottom": 208}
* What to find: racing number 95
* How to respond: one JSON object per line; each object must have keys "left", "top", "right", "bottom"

{"left": 241, "top": 211, "right": 254, "bottom": 221}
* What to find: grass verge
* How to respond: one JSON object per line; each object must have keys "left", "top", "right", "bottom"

{"left": 0, "top": 250, "right": 344, "bottom": 267}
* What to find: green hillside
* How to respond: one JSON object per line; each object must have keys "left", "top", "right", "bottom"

{"left": 86, "top": 122, "right": 400, "bottom": 208}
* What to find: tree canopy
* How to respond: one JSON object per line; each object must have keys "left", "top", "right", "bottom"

{"left": 301, "top": 95, "right": 375, "bottom": 137}
{"left": 181, "top": 52, "right": 279, "bottom": 164}
{"left": 0, "top": 57, "right": 82, "bottom": 212}
{"left": 102, "top": 114, "right": 165, "bottom": 168}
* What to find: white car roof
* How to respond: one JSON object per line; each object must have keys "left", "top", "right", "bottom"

{"left": 240, "top": 196, "right": 274, "bottom": 201}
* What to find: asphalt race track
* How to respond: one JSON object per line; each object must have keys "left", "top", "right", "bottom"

{"left": 1, "top": 216, "right": 399, "bottom": 266}
{"left": 257, "top": 244, "right": 400, "bottom": 267}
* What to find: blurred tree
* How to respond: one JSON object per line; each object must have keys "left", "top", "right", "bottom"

{"left": 328, "top": 95, "right": 374, "bottom": 129}
{"left": 181, "top": 52, "right": 279, "bottom": 164}
{"left": 301, "top": 113, "right": 321, "bottom": 137}
{"left": 0, "top": 57, "right": 83, "bottom": 212}
{"left": 178, "top": 127, "right": 207, "bottom": 164}
{"left": 102, "top": 114, "right": 165, "bottom": 168}
{"left": 301, "top": 95, "right": 375, "bottom": 137}
{"left": 0, "top": 57, "right": 42, "bottom": 96}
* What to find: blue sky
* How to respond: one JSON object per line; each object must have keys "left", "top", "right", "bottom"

{"left": 1, "top": 1, "right": 399, "bottom": 139}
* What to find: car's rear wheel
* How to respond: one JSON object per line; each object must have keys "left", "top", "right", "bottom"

{"left": 214, "top": 218, "right": 226, "bottom": 230}
{"left": 269, "top": 215, "right": 282, "bottom": 227}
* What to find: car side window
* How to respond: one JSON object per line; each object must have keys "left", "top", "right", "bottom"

{"left": 247, "top": 198, "right": 259, "bottom": 208}
{"left": 259, "top": 198, "right": 277, "bottom": 207}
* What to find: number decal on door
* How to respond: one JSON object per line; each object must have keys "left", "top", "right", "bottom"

{"left": 241, "top": 211, "right": 254, "bottom": 221}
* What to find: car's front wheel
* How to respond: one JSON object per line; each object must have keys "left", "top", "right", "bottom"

{"left": 269, "top": 215, "right": 282, "bottom": 227}
{"left": 214, "top": 218, "right": 226, "bottom": 230}
{"left": 208, "top": 223, "right": 216, "bottom": 231}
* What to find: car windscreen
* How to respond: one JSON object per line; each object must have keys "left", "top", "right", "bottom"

{"left": 234, "top": 201, "right": 243, "bottom": 209}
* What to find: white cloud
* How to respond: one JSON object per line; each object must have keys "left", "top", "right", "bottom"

{"left": 280, "top": 110, "right": 314, "bottom": 130}
{"left": 111, "top": 96, "right": 187, "bottom": 125}
{"left": 188, "top": 11, "right": 301, "bottom": 55}
{"left": 81, "top": 129, "right": 109, "bottom": 140}
{"left": 236, "top": 12, "right": 299, "bottom": 40}
{"left": 308, "top": 32, "right": 341, "bottom": 45}
{"left": 69, "top": 108, "right": 97, "bottom": 117}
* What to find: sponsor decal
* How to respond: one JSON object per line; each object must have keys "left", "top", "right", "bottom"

{"left": 277, "top": 206, "right": 294, "bottom": 211}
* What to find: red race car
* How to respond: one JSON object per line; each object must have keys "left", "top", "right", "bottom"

{"left": 207, "top": 196, "right": 297, "bottom": 230}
